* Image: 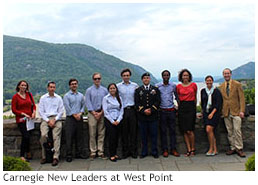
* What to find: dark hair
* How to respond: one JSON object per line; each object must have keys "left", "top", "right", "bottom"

{"left": 161, "top": 70, "right": 171, "bottom": 76}
{"left": 47, "top": 81, "right": 56, "bottom": 87}
{"left": 107, "top": 83, "right": 122, "bottom": 108}
{"left": 223, "top": 68, "right": 232, "bottom": 74}
{"left": 92, "top": 72, "right": 101, "bottom": 80}
{"left": 178, "top": 69, "right": 192, "bottom": 82}
{"left": 16, "top": 80, "right": 29, "bottom": 92}
{"left": 69, "top": 78, "right": 78, "bottom": 85}
{"left": 205, "top": 75, "right": 214, "bottom": 81}
{"left": 121, "top": 68, "right": 132, "bottom": 77}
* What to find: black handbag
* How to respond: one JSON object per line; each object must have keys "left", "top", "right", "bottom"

{"left": 43, "top": 128, "right": 54, "bottom": 163}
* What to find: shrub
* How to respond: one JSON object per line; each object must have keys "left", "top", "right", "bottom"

{"left": 245, "top": 154, "right": 255, "bottom": 171}
{"left": 3, "top": 156, "right": 32, "bottom": 171}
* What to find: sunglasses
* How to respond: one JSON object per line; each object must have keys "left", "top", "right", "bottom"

{"left": 93, "top": 78, "right": 101, "bottom": 81}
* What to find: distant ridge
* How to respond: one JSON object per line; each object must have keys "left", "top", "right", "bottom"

{"left": 3, "top": 35, "right": 157, "bottom": 99}
{"left": 216, "top": 62, "right": 255, "bottom": 82}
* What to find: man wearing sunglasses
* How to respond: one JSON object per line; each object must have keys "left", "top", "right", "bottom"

{"left": 85, "top": 73, "right": 108, "bottom": 160}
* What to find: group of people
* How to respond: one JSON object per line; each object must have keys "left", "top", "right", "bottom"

{"left": 11, "top": 67, "right": 246, "bottom": 166}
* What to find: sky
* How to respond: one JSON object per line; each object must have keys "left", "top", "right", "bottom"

{"left": 2, "top": 1, "right": 255, "bottom": 79}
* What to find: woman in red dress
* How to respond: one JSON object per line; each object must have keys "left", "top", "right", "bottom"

{"left": 11, "top": 80, "right": 36, "bottom": 161}
{"left": 176, "top": 69, "right": 197, "bottom": 156}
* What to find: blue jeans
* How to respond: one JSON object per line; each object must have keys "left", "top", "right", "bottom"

{"left": 139, "top": 120, "right": 158, "bottom": 156}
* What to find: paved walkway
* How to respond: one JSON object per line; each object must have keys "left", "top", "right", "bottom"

{"left": 29, "top": 152, "right": 254, "bottom": 171}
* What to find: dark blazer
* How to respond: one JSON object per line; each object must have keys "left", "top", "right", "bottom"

{"left": 200, "top": 88, "right": 223, "bottom": 113}
{"left": 134, "top": 85, "right": 160, "bottom": 121}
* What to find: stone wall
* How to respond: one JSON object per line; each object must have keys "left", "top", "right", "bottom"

{"left": 3, "top": 116, "right": 255, "bottom": 159}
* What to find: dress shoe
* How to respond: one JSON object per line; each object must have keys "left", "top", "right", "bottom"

{"left": 131, "top": 154, "right": 138, "bottom": 159}
{"left": 226, "top": 149, "right": 236, "bottom": 155}
{"left": 90, "top": 154, "right": 96, "bottom": 161}
{"left": 171, "top": 149, "right": 180, "bottom": 157}
{"left": 236, "top": 149, "right": 246, "bottom": 158}
{"left": 163, "top": 151, "right": 169, "bottom": 157}
{"left": 98, "top": 154, "right": 107, "bottom": 160}
{"left": 66, "top": 157, "right": 72, "bottom": 162}
{"left": 40, "top": 158, "right": 47, "bottom": 164}
{"left": 52, "top": 158, "right": 59, "bottom": 166}
{"left": 153, "top": 154, "right": 159, "bottom": 158}
{"left": 140, "top": 154, "right": 147, "bottom": 159}
{"left": 26, "top": 152, "right": 32, "bottom": 160}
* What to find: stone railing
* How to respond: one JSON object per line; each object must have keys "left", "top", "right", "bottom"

{"left": 3, "top": 116, "right": 255, "bottom": 159}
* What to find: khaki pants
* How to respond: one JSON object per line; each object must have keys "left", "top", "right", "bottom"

{"left": 88, "top": 113, "right": 105, "bottom": 156}
{"left": 224, "top": 113, "right": 243, "bottom": 150}
{"left": 40, "top": 116, "right": 62, "bottom": 159}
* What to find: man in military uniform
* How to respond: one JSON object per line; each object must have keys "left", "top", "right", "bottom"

{"left": 135, "top": 72, "right": 161, "bottom": 158}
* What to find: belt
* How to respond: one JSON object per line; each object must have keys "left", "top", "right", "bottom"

{"left": 124, "top": 106, "right": 134, "bottom": 110}
{"left": 161, "top": 108, "right": 175, "bottom": 112}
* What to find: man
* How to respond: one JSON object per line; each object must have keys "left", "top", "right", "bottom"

{"left": 39, "top": 81, "right": 64, "bottom": 166}
{"left": 63, "top": 78, "right": 87, "bottom": 162}
{"left": 156, "top": 70, "right": 180, "bottom": 157}
{"left": 135, "top": 72, "right": 160, "bottom": 158}
{"left": 219, "top": 68, "right": 246, "bottom": 157}
{"left": 85, "top": 72, "right": 108, "bottom": 160}
{"left": 117, "top": 68, "right": 139, "bottom": 159}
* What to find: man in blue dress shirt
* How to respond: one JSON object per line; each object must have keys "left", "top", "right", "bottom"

{"left": 63, "top": 78, "right": 87, "bottom": 162}
{"left": 85, "top": 73, "right": 108, "bottom": 160}
{"left": 117, "top": 68, "right": 139, "bottom": 159}
{"left": 156, "top": 70, "right": 180, "bottom": 157}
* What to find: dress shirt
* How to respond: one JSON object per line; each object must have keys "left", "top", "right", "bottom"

{"left": 117, "top": 81, "right": 138, "bottom": 107}
{"left": 85, "top": 85, "right": 108, "bottom": 111}
{"left": 102, "top": 94, "right": 124, "bottom": 123}
{"left": 39, "top": 93, "right": 64, "bottom": 122}
{"left": 144, "top": 84, "right": 150, "bottom": 90}
{"left": 63, "top": 90, "right": 85, "bottom": 116}
{"left": 156, "top": 82, "right": 178, "bottom": 109}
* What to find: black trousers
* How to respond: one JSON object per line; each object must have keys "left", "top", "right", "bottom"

{"left": 121, "top": 108, "right": 138, "bottom": 156}
{"left": 18, "top": 122, "right": 31, "bottom": 157}
{"left": 65, "top": 116, "right": 83, "bottom": 158}
{"left": 104, "top": 118, "right": 120, "bottom": 157}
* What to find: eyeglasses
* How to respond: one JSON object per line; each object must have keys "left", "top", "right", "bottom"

{"left": 93, "top": 78, "right": 101, "bottom": 81}
{"left": 70, "top": 83, "right": 77, "bottom": 85}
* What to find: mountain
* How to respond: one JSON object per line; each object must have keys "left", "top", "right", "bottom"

{"left": 3, "top": 35, "right": 157, "bottom": 100}
{"left": 216, "top": 62, "right": 255, "bottom": 82}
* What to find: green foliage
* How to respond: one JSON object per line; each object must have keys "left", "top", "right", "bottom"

{"left": 3, "top": 105, "right": 11, "bottom": 112}
{"left": 3, "top": 115, "right": 16, "bottom": 120}
{"left": 3, "top": 156, "right": 32, "bottom": 171}
{"left": 245, "top": 154, "right": 255, "bottom": 171}
{"left": 244, "top": 88, "right": 255, "bottom": 104}
{"left": 3, "top": 35, "right": 157, "bottom": 101}
{"left": 196, "top": 105, "right": 202, "bottom": 113}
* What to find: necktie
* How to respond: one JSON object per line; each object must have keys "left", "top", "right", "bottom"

{"left": 226, "top": 82, "right": 229, "bottom": 96}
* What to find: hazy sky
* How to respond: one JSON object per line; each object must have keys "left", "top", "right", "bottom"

{"left": 3, "top": 2, "right": 255, "bottom": 78}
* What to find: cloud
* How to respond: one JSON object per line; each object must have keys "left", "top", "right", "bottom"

{"left": 3, "top": 3, "right": 255, "bottom": 78}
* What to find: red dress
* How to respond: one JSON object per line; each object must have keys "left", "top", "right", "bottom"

{"left": 176, "top": 83, "right": 197, "bottom": 132}
{"left": 11, "top": 92, "right": 36, "bottom": 123}
{"left": 176, "top": 83, "right": 197, "bottom": 101}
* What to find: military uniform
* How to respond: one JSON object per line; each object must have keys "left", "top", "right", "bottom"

{"left": 134, "top": 84, "right": 160, "bottom": 157}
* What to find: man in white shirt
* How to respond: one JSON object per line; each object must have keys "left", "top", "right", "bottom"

{"left": 39, "top": 81, "right": 64, "bottom": 166}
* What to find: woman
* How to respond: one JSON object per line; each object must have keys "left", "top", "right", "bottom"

{"left": 11, "top": 80, "right": 36, "bottom": 161}
{"left": 102, "top": 83, "right": 124, "bottom": 162}
{"left": 200, "top": 75, "right": 222, "bottom": 156}
{"left": 176, "top": 69, "right": 197, "bottom": 156}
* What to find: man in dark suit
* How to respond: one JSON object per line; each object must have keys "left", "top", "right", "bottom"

{"left": 135, "top": 72, "right": 161, "bottom": 158}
